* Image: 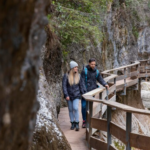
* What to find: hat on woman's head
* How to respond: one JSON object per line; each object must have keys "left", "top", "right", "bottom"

{"left": 70, "top": 61, "right": 78, "bottom": 69}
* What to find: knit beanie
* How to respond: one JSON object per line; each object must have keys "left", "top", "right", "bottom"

{"left": 70, "top": 61, "right": 78, "bottom": 69}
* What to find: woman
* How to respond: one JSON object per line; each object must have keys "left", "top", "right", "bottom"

{"left": 62, "top": 61, "right": 86, "bottom": 131}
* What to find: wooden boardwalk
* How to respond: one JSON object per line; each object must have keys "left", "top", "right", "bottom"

{"left": 58, "top": 102, "right": 88, "bottom": 150}
{"left": 58, "top": 60, "right": 150, "bottom": 150}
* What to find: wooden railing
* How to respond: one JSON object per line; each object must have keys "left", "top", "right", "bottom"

{"left": 82, "top": 60, "right": 150, "bottom": 150}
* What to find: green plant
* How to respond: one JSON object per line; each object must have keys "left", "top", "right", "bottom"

{"left": 148, "top": 0, "right": 150, "bottom": 9}
{"left": 114, "top": 141, "right": 125, "bottom": 150}
{"left": 62, "top": 50, "right": 69, "bottom": 62}
{"left": 48, "top": 0, "right": 112, "bottom": 52}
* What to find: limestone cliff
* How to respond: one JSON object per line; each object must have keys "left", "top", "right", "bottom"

{"left": 0, "top": 0, "right": 70, "bottom": 150}
{"left": 46, "top": 0, "right": 150, "bottom": 108}
{"left": 1, "top": 0, "right": 150, "bottom": 150}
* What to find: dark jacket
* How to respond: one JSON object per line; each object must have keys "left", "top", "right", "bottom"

{"left": 81, "top": 65, "right": 107, "bottom": 92}
{"left": 62, "top": 73, "right": 87, "bottom": 100}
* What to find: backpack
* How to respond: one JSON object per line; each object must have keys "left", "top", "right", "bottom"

{"left": 84, "top": 67, "right": 99, "bottom": 88}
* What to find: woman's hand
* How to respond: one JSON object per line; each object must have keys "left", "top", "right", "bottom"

{"left": 66, "top": 96, "right": 70, "bottom": 100}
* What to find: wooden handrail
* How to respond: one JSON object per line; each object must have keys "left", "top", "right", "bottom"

{"left": 82, "top": 60, "right": 150, "bottom": 150}
{"left": 83, "top": 95, "right": 150, "bottom": 115}
{"left": 102, "top": 61, "right": 140, "bottom": 73}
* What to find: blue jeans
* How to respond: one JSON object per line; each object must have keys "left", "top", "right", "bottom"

{"left": 81, "top": 98, "right": 86, "bottom": 121}
{"left": 67, "top": 99, "right": 79, "bottom": 122}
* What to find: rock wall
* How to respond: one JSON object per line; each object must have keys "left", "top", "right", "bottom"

{"left": 40, "top": 0, "right": 150, "bottom": 149}
{"left": 0, "top": 0, "right": 71, "bottom": 150}
{"left": 30, "top": 70, "right": 71, "bottom": 150}
{"left": 141, "top": 82, "right": 150, "bottom": 109}
{"left": 1, "top": 0, "right": 149, "bottom": 149}
{"left": 30, "top": 36, "right": 71, "bottom": 149}
{"left": 45, "top": 0, "right": 150, "bottom": 108}
{"left": 0, "top": 0, "right": 49, "bottom": 149}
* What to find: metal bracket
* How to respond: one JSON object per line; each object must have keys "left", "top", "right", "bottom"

{"left": 120, "top": 92, "right": 126, "bottom": 96}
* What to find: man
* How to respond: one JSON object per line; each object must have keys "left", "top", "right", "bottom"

{"left": 81, "top": 58, "right": 109, "bottom": 128}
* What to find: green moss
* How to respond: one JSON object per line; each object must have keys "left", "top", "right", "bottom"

{"left": 114, "top": 141, "right": 125, "bottom": 150}
{"left": 148, "top": 0, "right": 150, "bottom": 9}
{"left": 132, "top": 26, "right": 139, "bottom": 39}
{"left": 48, "top": 0, "right": 112, "bottom": 53}
{"left": 62, "top": 50, "right": 69, "bottom": 62}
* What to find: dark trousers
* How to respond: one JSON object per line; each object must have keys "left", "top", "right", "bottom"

{"left": 81, "top": 98, "right": 86, "bottom": 121}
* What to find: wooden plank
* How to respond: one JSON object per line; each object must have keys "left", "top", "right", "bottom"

{"left": 145, "top": 65, "right": 150, "bottom": 70}
{"left": 110, "top": 145, "right": 117, "bottom": 150}
{"left": 139, "top": 59, "right": 150, "bottom": 62}
{"left": 90, "top": 136, "right": 107, "bottom": 150}
{"left": 102, "top": 87, "right": 116, "bottom": 100}
{"left": 82, "top": 95, "right": 150, "bottom": 115}
{"left": 104, "top": 74, "right": 117, "bottom": 82}
{"left": 102, "top": 61, "right": 140, "bottom": 73}
{"left": 84, "top": 88, "right": 104, "bottom": 96}
{"left": 102, "top": 104, "right": 107, "bottom": 116}
{"left": 139, "top": 73, "right": 146, "bottom": 77}
{"left": 130, "top": 132, "right": 150, "bottom": 150}
{"left": 139, "top": 73, "right": 150, "bottom": 77}
{"left": 130, "top": 71, "right": 138, "bottom": 77}
{"left": 126, "top": 79, "right": 138, "bottom": 87}
{"left": 92, "top": 128, "right": 97, "bottom": 134}
{"left": 116, "top": 74, "right": 126, "bottom": 81}
{"left": 109, "top": 94, "right": 116, "bottom": 102}
{"left": 103, "top": 100, "right": 150, "bottom": 115}
{"left": 110, "top": 122, "right": 126, "bottom": 144}
{"left": 93, "top": 103, "right": 101, "bottom": 116}
{"left": 86, "top": 111, "right": 89, "bottom": 123}
{"left": 102, "top": 90, "right": 107, "bottom": 99}
{"left": 109, "top": 145, "right": 117, "bottom": 150}
{"left": 116, "top": 84, "right": 124, "bottom": 91}
{"left": 108, "top": 84, "right": 116, "bottom": 95}
{"left": 91, "top": 118, "right": 107, "bottom": 131}
{"left": 102, "top": 95, "right": 116, "bottom": 115}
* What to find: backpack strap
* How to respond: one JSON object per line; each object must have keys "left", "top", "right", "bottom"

{"left": 84, "top": 67, "right": 88, "bottom": 88}
{"left": 96, "top": 69, "right": 99, "bottom": 79}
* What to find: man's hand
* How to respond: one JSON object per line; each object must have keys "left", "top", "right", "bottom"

{"left": 66, "top": 96, "right": 70, "bottom": 100}
{"left": 105, "top": 84, "right": 109, "bottom": 89}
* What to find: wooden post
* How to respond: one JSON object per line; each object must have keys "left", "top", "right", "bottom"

{"left": 121, "top": 68, "right": 127, "bottom": 95}
{"left": 89, "top": 101, "right": 93, "bottom": 150}
{"left": 99, "top": 93, "right": 102, "bottom": 139}
{"left": 146, "top": 61, "right": 148, "bottom": 81}
{"left": 114, "top": 77, "right": 116, "bottom": 95}
{"left": 134, "top": 65, "right": 139, "bottom": 90}
{"left": 86, "top": 101, "right": 89, "bottom": 128}
{"left": 107, "top": 106, "right": 112, "bottom": 150}
{"left": 124, "top": 68, "right": 127, "bottom": 95}
{"left": 105, "top": 88, "right": 109, "bottom": 119}
{"left": 126, "top": 112, "right": 132, "bottom": 150}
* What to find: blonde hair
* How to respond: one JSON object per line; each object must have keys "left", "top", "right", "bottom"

{"left": 68, "top": 69, "right": 80, "bottom": 86}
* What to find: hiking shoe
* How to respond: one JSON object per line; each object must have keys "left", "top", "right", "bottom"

{"left": 70, "top": 122, "right": 75, "bottom": 130}
{"left": 75, "top": 122, "right": 79, "bottom": 131}
{"left": 82, "top": 121, "right": 86, "bottom": 128}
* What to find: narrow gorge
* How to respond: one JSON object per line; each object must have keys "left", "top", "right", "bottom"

{"left": 0, "top": 0, "right": 150, "bottom": 150}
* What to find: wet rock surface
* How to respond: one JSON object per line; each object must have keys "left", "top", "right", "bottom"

{"left": 141, "top": 82, "right": 150, "bottom": 109}
{"left": 0, "top": 0, "right": 49, "bottom": 149}
{"left": 0, "top": 0, "right": 70, "bottom": 150}
{"left": 30, "top": 71, "right": 71, "bottom": 150}
{"left": 1, "top": 0, "right": 150, "bottom": 150}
